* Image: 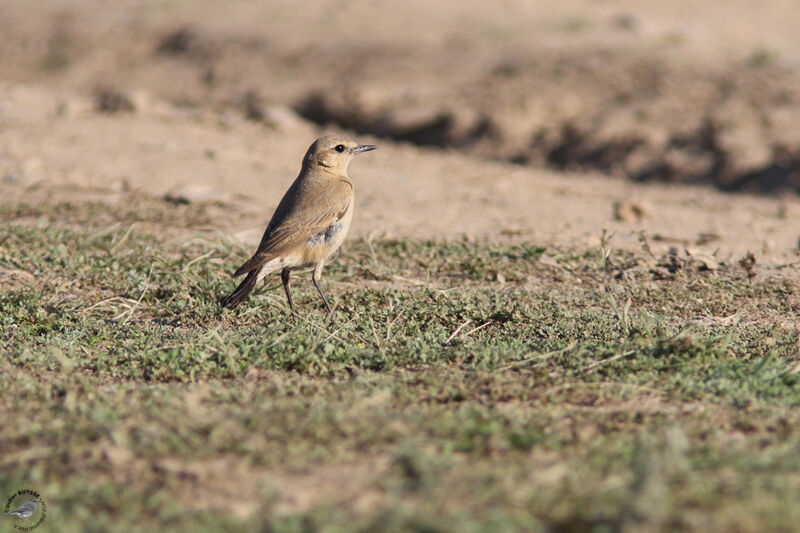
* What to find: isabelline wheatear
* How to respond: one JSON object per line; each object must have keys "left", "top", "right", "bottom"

{"left": 223, "top": 135, "right": 377, "bottom": 316}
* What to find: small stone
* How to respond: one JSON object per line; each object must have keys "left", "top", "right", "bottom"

{"left": 613, "top": 198, "right": 654, "bottom": 222}
{"left": 686, "top": 249, "right": 719, "bottom": 271}
{"left": 241, "top": 90, "right": 266, "bottom": 122}
{"left": 95, "top": 87, "right": 135, "bottom": 114}
{"left": 165, "top": 184, "right": 229, "bottom": 204}
{"left": 612, "top": 13, "right": 639, "bottom": 31}
{"left": 262, "top": 106, "right": 312, "bottom": 131}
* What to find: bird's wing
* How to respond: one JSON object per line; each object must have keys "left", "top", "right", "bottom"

{"left": 233, "top": 181, "right": 351, "bottom": 276}
{"left": 7, "top": 500, "right": 36, "bottom": 516}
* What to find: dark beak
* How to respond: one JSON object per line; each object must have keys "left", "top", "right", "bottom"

{"left": 354, "top": 144, "right": 378, "bottom": 154}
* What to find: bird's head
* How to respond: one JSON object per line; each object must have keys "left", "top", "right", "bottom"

{"left": 303, "top": 135, "right": 377, "bottom": 175}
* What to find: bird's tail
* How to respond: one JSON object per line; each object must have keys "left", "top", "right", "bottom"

{"left": 222, "top": 270, "right": 259, "bottom": 309}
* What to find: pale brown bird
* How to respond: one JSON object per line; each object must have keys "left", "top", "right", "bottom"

{"left": 223, "top": 135, "right": 377, "bottom": 315}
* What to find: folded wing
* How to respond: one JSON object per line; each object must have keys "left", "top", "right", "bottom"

{"left": 233, "top": 180, "right": 351, "bottom": 276}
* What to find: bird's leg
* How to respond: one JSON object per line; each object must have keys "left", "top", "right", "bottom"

{"left": 311, "top": 263, "right": 334, "bottom": 318}
{"left": 281, "top": 268, "right": 295, "bottom": 311}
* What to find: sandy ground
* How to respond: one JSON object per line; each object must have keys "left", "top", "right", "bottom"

{"left": 1, "top": 0, "right": 799, "bottom": 266}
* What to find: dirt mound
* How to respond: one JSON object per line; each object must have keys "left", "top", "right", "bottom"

{"left": 292, "top": 54, "right": 800, "bottom": 195}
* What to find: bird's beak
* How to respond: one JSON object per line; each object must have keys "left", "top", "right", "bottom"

{"left": 354, "top": 144, "right": 378, "bottom": 154}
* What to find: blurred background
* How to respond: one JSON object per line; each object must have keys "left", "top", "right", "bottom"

{"left": 1, "top": 0, "right": 799, "bottom": 257}
{"left": 3, "top": 0, "right": 800, "bottom": 193}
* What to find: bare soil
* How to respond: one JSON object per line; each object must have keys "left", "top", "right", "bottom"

{"left": 1, "top": 0, "right": 799, "bottom": 265}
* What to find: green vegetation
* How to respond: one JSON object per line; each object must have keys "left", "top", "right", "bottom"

{"left": 1, "top": 197, "right": 799, "bottom": 532}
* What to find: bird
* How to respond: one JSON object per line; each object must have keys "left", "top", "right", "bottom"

{"left": 223, "top": 135, "right": 377, "bottom": 317}
{"left": 4, "top": 498, "right": 41, "bottom": 519}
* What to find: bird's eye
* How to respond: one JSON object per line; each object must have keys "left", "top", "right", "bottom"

{"left": 334, "top": 144, "right": 345, "bottom": 153}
